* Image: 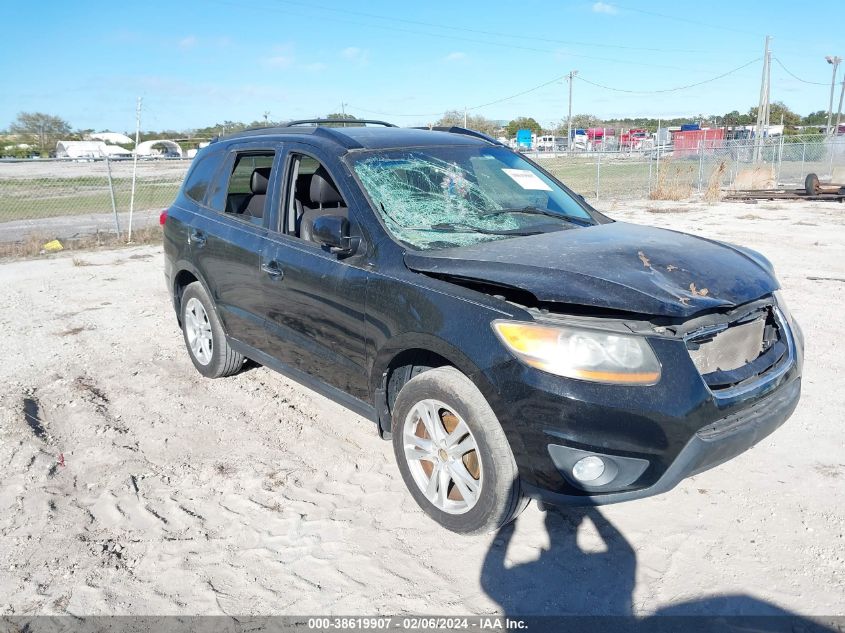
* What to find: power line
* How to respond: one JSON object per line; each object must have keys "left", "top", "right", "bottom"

{"left": 207, "top": 0, "right": 711, "bottom": 72}
{"left": 468, "top": 75, "right": 569, "bottom": 110}
{"left": 611, "top": 4, "right": 760, "bottom": 36}
{"left": 343, "top": 104, "right": 444, "bottom": 118}
{"left": 611, "top": 4, "right": 829, "bottom": 56}
{"left": 268, "top": 0, "right": 704, "bottom": 54}
{"left": 346, "top": 58, "right": 762, "bottom": 118}
{"left": 575, "top": 58, "right": 760, "bottom": 94}
{"left": 772, "top": 58, "right": 828, "bottom": 86}
{"left": 346, "top": 73, "right": 571, "bottom": 118}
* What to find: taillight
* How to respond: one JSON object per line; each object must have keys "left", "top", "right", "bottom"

{"left": 159, "top": 209, "right": 169, "bottom": 225}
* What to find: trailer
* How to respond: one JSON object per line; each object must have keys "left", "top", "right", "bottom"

{"left": 725, "top": 173, "right": 845, "bottom": 202}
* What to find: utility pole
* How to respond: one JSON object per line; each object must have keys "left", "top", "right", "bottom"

{"left": 764, "top": 48, "right": 772, "bottom": 131}
{"left": 263, "top": 110, "right": 270, "bottom": 125}
{"left": 340, "top": 102, "right": 347, "bottom": 116}
{"left": 826, "top": 56, "right": 842, "bottom": 135}
{"left": 753, "top": 36, "right": 771, "bottom": 162}
{"left": 566, "top": 70, "right": 578, "bottom": 155}
{"left": 463, "top": 106, "right": 467, "bottom": 128}
{"left": 835, "top": 76, "right": 845, "bottom": 135}
{"left": 128, "top": 96, "right": 142, "bottom": 243}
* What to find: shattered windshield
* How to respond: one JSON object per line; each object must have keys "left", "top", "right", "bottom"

{"left": 350, "top": 146, "right": 595, "bottom": 250}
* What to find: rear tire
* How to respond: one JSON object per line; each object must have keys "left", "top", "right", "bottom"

{"left": 180, "top": 282, "right": 243, "bottom": 378}
{"left": 391, "top": 366, "right": 526, "bottom": 534}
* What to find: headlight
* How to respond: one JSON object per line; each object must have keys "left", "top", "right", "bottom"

{"left": 773, "top": 290, "right": 790, "bottom": 318}
{"left": 492, "top": 320, "right": 661, "bottom": 385}
{"left": 773, "top": 289, "right": 802, "bottom": 346}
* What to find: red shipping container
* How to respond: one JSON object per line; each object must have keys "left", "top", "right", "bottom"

{"left": 671, "top": 129, "right": 725, "bottom": 157}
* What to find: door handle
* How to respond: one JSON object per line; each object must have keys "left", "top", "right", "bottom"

{"left": 189, "top": 229, "right": 207, "bottom": 247}
{"left": 261, "top": 261, "right": 284, "bottom": 279}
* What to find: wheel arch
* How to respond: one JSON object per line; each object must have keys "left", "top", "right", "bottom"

{"left": 171, "top": 261, "right": 225, "bottom": 333}
{"left": 370, "top": 333, "right": 484, "bottom": 439}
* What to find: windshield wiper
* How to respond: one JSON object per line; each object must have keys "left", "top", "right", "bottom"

{"left": 428, "top": 222, "right": 543, "bottom": 236}
{"left": 482, "top": 206, "right": 591, "bottom": 226}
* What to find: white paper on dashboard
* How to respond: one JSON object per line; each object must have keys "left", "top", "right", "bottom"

{"left": 501, "top": 169, "right": 553, "bottom": 191}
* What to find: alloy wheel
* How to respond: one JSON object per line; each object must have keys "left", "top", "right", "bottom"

{"left": 402, "top": 399, "right": 483, "bottom": 515}
{"left": 184, "top": 297, "right": 213, "bottom": 366}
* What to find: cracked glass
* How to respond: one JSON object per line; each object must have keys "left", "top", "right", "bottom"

{"left": 351, "top": 146, "right": 595, "bottom": 250}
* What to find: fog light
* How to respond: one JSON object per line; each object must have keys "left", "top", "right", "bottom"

{"left": 572, "top": 456, "right": 605, "bottom": 482}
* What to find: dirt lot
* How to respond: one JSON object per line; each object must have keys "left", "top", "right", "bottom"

{"left": 0, "top": 200, "right": 843, "bottom": 617}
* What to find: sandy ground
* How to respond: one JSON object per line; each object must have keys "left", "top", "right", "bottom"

{"left": 0, "top": 199, "right": 843, "bottom": 617}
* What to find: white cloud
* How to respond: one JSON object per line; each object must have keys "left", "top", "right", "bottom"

{"left": 178, "top": 35, "right": 198, "bottom": 50}
{"left": 340, "top": 47, "right": 369, "bottom": 64}
{"left": 442, "top": 52, "right": 467, "bottom": 62}
{"left": 592, "top": 2, "right": 617, "bottom": 14}
{"left": 262, "top": 43, "right": 296, "bottom": 69}
{"left": 257, "top": 43, "right": 328, "bottom": 72}
{"left": 264, "top": 55, "right": 294, "bottom": 68}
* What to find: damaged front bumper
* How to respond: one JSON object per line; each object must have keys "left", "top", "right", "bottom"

{"left": 478, "top": 295, "right": 804, "bottom": 507}
{"left": 523, "top": 376, "right": 800, "bottom": 506}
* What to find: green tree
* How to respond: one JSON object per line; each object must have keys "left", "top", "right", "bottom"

{"left": 563, "top": 114, "right": 602, "bottom": 131}
{"left": 435, "top": 110, "right": 499, "bottom": 136}
{"left": 505, "top": 116, "right": 542, "bottom": 137}
{"left": 322, "top": 113, "right": 363, "bottom": 127}
{"left": 74, "top": 128, "right": 95, "bottom": 141}
{"left": 721, "top": 110, "right": 750, "bottom": 125}
{"left": 802, "top": 110, "right": 828, "bottom": 126}
{"left": 0, "top": 142, "right": 32, "bottom": 158}
{"left": 8, "top": 112, "right": 72, "bottom": 155}
{"left": 191, "top": 121, "right": 248, "bottom": 138}
{"left": 746, "top": 101, "right": 800, "bottom": 127}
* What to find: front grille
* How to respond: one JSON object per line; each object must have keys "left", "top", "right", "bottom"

{"left": 686, "top": 305, "right": 787, "bottom": 391}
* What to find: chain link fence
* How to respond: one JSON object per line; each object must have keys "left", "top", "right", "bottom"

{"left": 1, "top": 135, "right": 844, "bottom": 244}
{"left": 0, "top": 158, "right": 189, "bottom": 244}
{"left": 537, "top": 134, "right": 845, "bottom": 202}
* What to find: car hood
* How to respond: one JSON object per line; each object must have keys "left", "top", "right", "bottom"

{"left": 403, "top": 222, "right": 779, "bottom": 318}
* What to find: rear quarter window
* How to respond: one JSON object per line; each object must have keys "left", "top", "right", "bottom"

{"left": 183, "top": 151, "right": 224, "bottom": 204}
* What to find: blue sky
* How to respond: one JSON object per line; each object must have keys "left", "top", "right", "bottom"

{"left": 2, "top": 0, "right": 843, "bottom": 133}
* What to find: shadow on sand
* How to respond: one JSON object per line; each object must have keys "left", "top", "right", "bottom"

{"left": 480, "top": 501, "right": 837, "bottom": 631}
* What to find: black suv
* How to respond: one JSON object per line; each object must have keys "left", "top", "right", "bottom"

{"left": 163, "top": 120, "right": 803, "bottom": 534}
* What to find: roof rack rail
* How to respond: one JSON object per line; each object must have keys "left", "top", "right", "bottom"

{"left": 285, "top": 118, "right": 397, "bottom": 128}
{"left": 415, "top": 126, "right": 505, "bottom": 146}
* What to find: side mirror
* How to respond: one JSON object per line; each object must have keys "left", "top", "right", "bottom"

{"left": 312, "top": 215, "right": 355, "bottom": 256}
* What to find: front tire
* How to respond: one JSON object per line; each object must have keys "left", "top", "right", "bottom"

{"left": 391, "top": 366, "right": 526, "bottom": 534}
{"left": 180, "top": 282, "right": 243, "bottom": 378}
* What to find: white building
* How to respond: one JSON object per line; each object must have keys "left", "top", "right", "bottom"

{"left": 89, "top": 132, "right": 134, "bottom": 145}
{"left": 135, "top": 140, "right": 183, "bottom": 157}
{"left": 55, "top": 141, "right": 132, "bottom": 159}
